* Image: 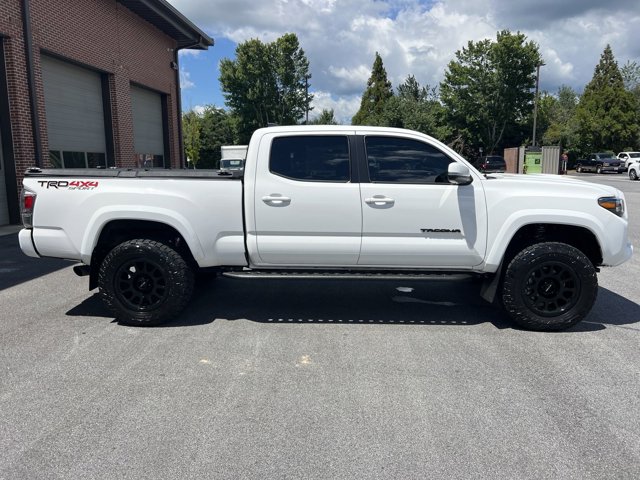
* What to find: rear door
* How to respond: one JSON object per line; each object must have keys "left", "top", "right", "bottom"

{"left": 357, "top": 132, "right": 487, "bottom": 268}
{"left": 251, "top": 132, "right": 362, "bottom": 266}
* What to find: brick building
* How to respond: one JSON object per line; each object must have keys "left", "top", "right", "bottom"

{"left": 0, "top": 0, "right": 213, "bottom": 225}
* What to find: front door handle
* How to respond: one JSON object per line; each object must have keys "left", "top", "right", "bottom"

{"left": 262, "top": 195, "right": 291, "bottom": 206}
{"left": 365, "top": 195, "right": 395, "bottom": 206}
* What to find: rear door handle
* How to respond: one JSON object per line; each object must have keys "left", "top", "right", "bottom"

{"left": 262, "top": 195, "right": 291, "bottom": 205}
{"left": 365, "top": 195, "right": 395, "bottom": 206}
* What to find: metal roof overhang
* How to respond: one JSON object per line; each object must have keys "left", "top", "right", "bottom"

{"left": 118, "top": 0, "right": 214, "bottom": 49}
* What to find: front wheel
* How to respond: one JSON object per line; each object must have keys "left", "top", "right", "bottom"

{"left": 576, "top": 165, "right": 582, "bottom": 173}
{"left": 596, "top": 165, "right": 602, "bottom": 174}
{"left": 98, "top": 239, "right": 195, "bottom": 326}
{"left": 630, "top": 169, "right": 638, "bottom": 181}
{"left": 501, "top": 242, "right": 597, "bottom": 331}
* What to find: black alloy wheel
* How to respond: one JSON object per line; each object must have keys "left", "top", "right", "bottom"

{"left": 521, "top": 261, "right": 579, "bottom": 317}
{"left": 501, "top": 242, "right": 597, "bottom": 331}
{"left": 98, "top": 239, "right": 194, "bottom": 326}
{"left": 114, "top": 258, "right": 168, "bottom": 311}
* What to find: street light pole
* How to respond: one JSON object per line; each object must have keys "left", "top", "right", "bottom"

{"left": 532, "top": 62, "right": 545, "bottom": 147}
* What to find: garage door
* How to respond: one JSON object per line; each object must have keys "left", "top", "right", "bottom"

{"left": 130, "top": 85, "right": 165, "bottom": 168}
{"left": 0, "top": 126, "right": 8, "bottom": 225}
{"left": 41, "top": 55, "right": 107, "bottom": 168}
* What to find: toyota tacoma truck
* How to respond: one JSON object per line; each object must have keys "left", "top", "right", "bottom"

{"left": 19, "top": 126, "right": 632, "bottom": 331}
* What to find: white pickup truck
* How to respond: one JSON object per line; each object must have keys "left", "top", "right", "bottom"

{"left": 19, "top": 126, "right": 632, "bottom": 331}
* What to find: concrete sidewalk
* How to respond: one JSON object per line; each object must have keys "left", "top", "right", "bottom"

{"left": 0, "top": 225, "right": 21, "bottom": 237}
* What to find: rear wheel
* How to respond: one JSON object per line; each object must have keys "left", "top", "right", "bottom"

{"left": 98, "top": 239, "right": 194, "bottom": 326}
{"left": 501, "top": 242, "right": 597, "bottom": 331}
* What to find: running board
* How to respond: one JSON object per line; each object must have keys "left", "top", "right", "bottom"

{"left": 222, "top": 270, "right": 475, "bottom": 281}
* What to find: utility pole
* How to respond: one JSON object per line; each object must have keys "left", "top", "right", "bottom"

{"left": 532, "top": 62, "right": 545, "bottom": 147}
{"left": 305, "top": 75, "right": 309, "bottom": 124}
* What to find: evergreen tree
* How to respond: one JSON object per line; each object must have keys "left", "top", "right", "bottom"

{"left": 574, "top": 45, "right": 639, "bottom": 152}
{"left": 309, "top": 109, "right": 338, "bottom": 125}
{"left": 352, "top": 53, "right": 393, "bottom": 125}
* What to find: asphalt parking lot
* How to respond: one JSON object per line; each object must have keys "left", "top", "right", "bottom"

{"left": 1, "top": 173, "right": 639, "bottom": 479}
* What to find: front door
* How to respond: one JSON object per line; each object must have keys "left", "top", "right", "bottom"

{"left": 252, "top": 132, "right": 362, "bottom": 266}
{"left": 358, "top": 133, "right": 487, "bottom": 268}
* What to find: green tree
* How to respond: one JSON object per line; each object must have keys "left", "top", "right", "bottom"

{"left": 182, "top": 109, "right": 202, "bottom": 168}
{"left": 380, "top": 75, "right": 448, "bottom": 138}
{"left": 309, "top": 108, "right": 338, "bottom": 125}
{"left": 440, "top": 30, "right": 541, "bottom": 153}
{"left": 542, "top": 85, "right": 579, "bottom": 148}
{"left": 219, "top": 33, "right": 312, "bottom": 142}
{"left": 352, "top": 52, "right": 393, "bottom": 125}
{"left": 196, "top": 106, "right": 237, "bottom": 169}
{"left": 620, "top": 60, "right": 640, "bottom": 148}
{"left": 575, "top": 45, "right": 639, "bottom": 152}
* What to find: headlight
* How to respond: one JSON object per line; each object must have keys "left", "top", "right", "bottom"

{"left": 598, "top": 197, "right": 624, "bottom": 217}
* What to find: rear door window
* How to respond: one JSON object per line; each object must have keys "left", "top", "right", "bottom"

{"left": 269, "top": 136, "right": 350, "bottom": 182}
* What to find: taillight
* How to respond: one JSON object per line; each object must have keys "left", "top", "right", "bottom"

{"left": 21, "top": 190, "right": 36, "bottom": 228}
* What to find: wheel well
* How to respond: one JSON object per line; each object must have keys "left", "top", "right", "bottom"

{"left": 503, "top": 224, "right": 603, "bottom": 269}
{"left": 88, "top": 220, "right": 197, "bottom": 290}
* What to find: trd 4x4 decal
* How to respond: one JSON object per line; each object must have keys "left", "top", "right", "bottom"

{"left": 38, "top": 180, "right": 99, "bottom": 190}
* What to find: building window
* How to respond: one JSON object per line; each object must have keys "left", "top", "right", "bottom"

{"left": 49, "top": 151, "right": 110, "bottom": 168}
{"left": 135, "top": 153, "right": 164, "bottom": 169}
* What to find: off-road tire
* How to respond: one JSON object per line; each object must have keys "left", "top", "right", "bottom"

{"left": 630, "top": 169, "right": 638, "bottom": 181}
{"left": 502, "top": 242, "right": 597, "bottom": 331}
{"left": 98, "top": 239, "right": 194, "bottom": 326}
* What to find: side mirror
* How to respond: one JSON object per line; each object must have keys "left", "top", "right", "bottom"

{"left": 448, "top": 163, "right": 473, "bottom": 185}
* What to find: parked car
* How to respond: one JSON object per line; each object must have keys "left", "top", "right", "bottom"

{"left": 629, "top": 159, "right": 640, "bottom": 180}
{"left": 575, "top": 153, "right": 624, "bottom": 174}
{"left": 617, "top": 151, "right": 640, "bottom": 170}
{"left": 475, "top": 155, "right": 506, "bottom": 173}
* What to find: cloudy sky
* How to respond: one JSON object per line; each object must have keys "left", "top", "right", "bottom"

{"left": 170, "top": 0, "right": 640, "bottom": 124}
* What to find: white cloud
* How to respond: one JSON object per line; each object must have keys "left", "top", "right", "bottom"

{"left": 169, "top": 0, "right": 640, "bottom": 121}
{"left": 178, "top": 49, "right": 202, "bottom": 58}
{"left": 193, "top": 105, "right": 206, "bottom": 115}
{"left": 180, "top": 68, "right": 195, "bottom": 89}
{"left": 310, "top": 91, "right": 361, "bottom": 125}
